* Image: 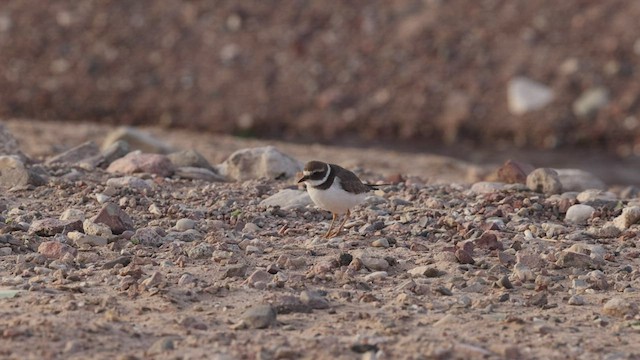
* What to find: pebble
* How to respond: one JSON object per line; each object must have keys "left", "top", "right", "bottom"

{"left": 555, "top": 169, "right": 605, "bottom": 192}
{"left": 218, "top": 146, "right": 301, "bottom": 181}
{"left": 259, "top": 189, "right": 313, "bottom": 210}
{"left": 167, "top": 149, "right": 212, "bottom": 169}
{"left": 576, "top": 189, "right": 617, "bottom": 205}
{"left": 106, "top": 176, "right": 152, "bottom": 191}
{"left": 148, "top": 203, "right": 163, "bottom": 216}
{"left": 568, "top": 295, "right": 585, "bottom": 306}
{"left": 0, "top": 155, "right": 46, "bottom": 188}
{"left": 364, "top": 271, "right": 388, "bottom": 282}
{"left": 496, "top": 275, "right": 513, "bottom": 289}
{"left": 513, "top": 262, "right": 534, "bottom": 282}
{"left": 507, "top": 77, "right": 554, "bottom": 115}
{"left": 174, "top": 167, "right": 226, "bottom": 182}
{"left": 360, "top": 256, "right": 389, "bottom": 271}
{"left": 455, "top": 249, "right": 475, "bottom": 264}
{"left": 222, "top": 264, "right": 248, "bottom": 279}
{"left": 612, "top": 206, "right": 640, "bottom": 230}
{"left": 185, "top": 243, "right": 213, "bottom": 259}
{"left": 38, "top": 241, "right": 77, "bottom": 259}
{"left": 602, "top": 297, "right": 638, "bottom": 317}
{"left": 555, "top": 251, "right": 596, "bottom": 269}
{"left": 371, "top": 238, "right": 389, "bottom": 248}
{"left": 131, "top": 227, "right": 167, "bottom": 247}
{"left": 241, "top": 304, "right": 277, "bottom": 329}
{"left": 93, "top": 202, "right": 135, "bottom": 235}
{"left": 565, "top": 204, "right": 595, "bottom": 224}
{"left": 29, "top": 218, "right": 83, "bottom": 236}
{"left": 175, "top": 218, "right": 196, "bottom": 231}
{"left": 45, "top": 141, "right": 100, "bottom": 165}
{"left": 526, "top": 168, "right": 562, "bottom": 195}
{"left": 496, "top": 159, "right": 534, "bottom": 184}
{"left": 470, "top": 182, "right": 507, "bottom": 194}
{"left": 59, "top": 209, "right": 85, "bottom": 221}
{"left": 246, "top": 269, "right": 272, "bottom": 288}
{"left": 68, "top": 231, "right": 108, "bottom": 247}
{"left": 106, "top": 151, "right": 175, "bottom": 177}
{"left": 83, "top": 219, "right": 113, "bottom": 237}
{"left": 573, "top": 87, "right": 609, "bottom": 118}
{"left": 300, "top": 290, "right": 330, "bottom": 309}
{"left": 242, "top": 222, "right": 261, "bottom": 233}
{"left": 0, "top": 124, "right": 25, "bottom": 159}
{"left": 102, "top": 126, "right": 174, "bottom": 154}
{"left": 147, "top": 337, "right": 175, "bottom": 354}
{"left": 474, "top": 231, "right": 503, "bottom": 250}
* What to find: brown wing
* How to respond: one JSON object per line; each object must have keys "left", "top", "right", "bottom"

{"left": 331, "top": 164, "right": 374, "bottom": 194}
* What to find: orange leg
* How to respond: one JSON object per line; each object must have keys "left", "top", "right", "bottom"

{"left": 330, "top": 209, "right": 351, "bottom": 238}
{"left": 324, "top": 213, "right": 337, "bottom": 238}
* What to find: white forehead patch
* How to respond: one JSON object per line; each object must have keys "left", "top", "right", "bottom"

{"left": 303, "top": 170, "right": 312, "bottom": 176}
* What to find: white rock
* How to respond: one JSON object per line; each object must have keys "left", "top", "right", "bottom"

{"left": 565, "top": 204, "right": 595, "bottom": 224}
{"left": 555, "top": 169, "right": 605, "bottom": 192}
{"left": 576, "top": 189, "right": 617, "bottom": 204}
{"left": 573, "top": 87, "right": 609, "bottom": 118}
{"left": 59, "top": 209, "right": 85, "bottom": 221}
{"left": 217, "top": 146, "right": 302, "bottom": 181}
{"left": 613, "top": 206, "right": 640, "bottom": 230}
{"left": 470, "top": 182, "right": 506, "bottom": 194}
{"left": 83, "top": 219, "right": 113, "bottom": 237}
{"left": 175, "top": 218, "right": 196, "bottom": 231}
{"left": 259, "top": 189, "right": 313, "bottom": 210}
{"left": 102, "top": 126, "right": 174, "bottom": 154}
{"left": 95, "top": 193, "right": 110, "bottom": 204}
{"left": 507, "top": 77, "right": 554, "bottom": 115}
{"left": 106, "top": 176, "right": 152, "bottom": 191}
{"left": 364, "top": 271, "right": 388, "bottom": 282}
{"left": 602, "top": 297, "right": 638, "bottom": 317}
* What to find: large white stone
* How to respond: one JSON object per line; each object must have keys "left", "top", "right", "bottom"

{"left": 507, "top": 77, "right": 554, "bottom": 115}
{"left": 259, "top": 189, "right": 313, "bottom": 210}
{"left": 217, "top": 146, "right": 302, "bottom": 181}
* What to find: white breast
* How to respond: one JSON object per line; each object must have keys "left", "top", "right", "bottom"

{"left": 306, "top": 177, "right": 367, "bottom": 214}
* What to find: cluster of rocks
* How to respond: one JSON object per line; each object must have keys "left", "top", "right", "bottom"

{"left": 1, "top": 124, "right": 640, "bottom": 358}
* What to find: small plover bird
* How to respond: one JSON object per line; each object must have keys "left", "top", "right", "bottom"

{"left": 298, "top": 160, "right": 376, "bottom": 238}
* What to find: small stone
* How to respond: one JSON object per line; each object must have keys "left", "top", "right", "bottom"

{"left": 38, "top": 241, "right": 77, "bottom": 259}
{"left": 147, "top": 337, "right": 175, "bottom": 354}
{"left": 68, "top": 231, "right": 108, "bottom": 247}
{"left": 568, "top": 295, "right": 585, "bottom": 306}
{"left": 186, "top": 243, "right": 213, "bottom": 259}
{"left": 95, "top": 194, "right": 110, "bottom": 204}
{"left": 259, "top": 189, "right": 313, "bottom": 210}
{"left": 338, "top": 253, "right": 353, "bottom": 267}
{"left": 222, "top": 264, "right": 248, "bottom": 279}
{"left": 513, "top": 262, "right": 534, "bottom": 282}
{"left": 217, "top": 146, "right": 301, "bottom": 181}
{"left": 273, "top": 295, "right": 312, "bottom": 314}
{"left": 102, "top": 126, "right": 174, "bottom": 154}
{"left": 131, "top": 227, "right": 167, "bottom": 247}
{"left": 246, "top": 269, "right": 272, "bottom": 288}
{"left": 507, "top": 77, "right": 554, "bottom": 115}
{"left": 29, "top": 218, "right": 83, "bottom": 236}
{"left": 371, "top": 238, "right": 389, "bottom": 248}
{"left": 527, "top": 293, "right": 548, "bottom": 307}
{"left": 555, "top": 169, "right": 606, "bottom": 192}
{"left": 576, "top": 189, "right": 617, "bottom": 205}
{"left": 300, "top": 290, "right": 330, "bottom": 309}
{"left": 167, "top": 149, "right": 212, "bottom": 169}
{"left": 613, "top": 206, "right": 640, "bottom": 230}
{"left": 241, "top": 304, "right": 277, "bottom": 329}
{"left": 455, "top": 249, "right": 475, "bottom": 264}
{"left": 0, "top": 124, "right": 25, "bottom": 159}
{"left": 107, "top": 151, "right": 174, "bottom": 177}
{"left": 565, "top": 204, "right": 595, "bottom": 224}
{"left": 83, "top": 219, "right": 113, "bottom": 237}
{"left": 364, "top": 271, "right": 388, "bottom": 281}
{"left": 0, "top": 156, "right": 46, "bottom": 188}
{"left": 527, "top": 168, "right": 562, "bottom": 195}
{"left": 59, "top": 209, "right": 85, "bottom": 221}
{"left": 496, "top": 275, "right": 513, "bottom": 289}
{"left": 470, "top": 182, "right": 507, "bottom": 194}
{"left": 496, "top": 160, "right": 535, "bottom": 184}
{"left": 360, "top": 256, "right": 389, "bottom": 271}
{"left": 46, "top": 141, "right": 100, "bottom": 165}
{"left": 474, "top": 231, "right": 503, "bottom": 250}
{"left": 141, "top": 271, "right": 164, "bottom": 288}
{"left": 573, "top": 87, "right": 609, "bottom": 118}
{"left": 174, "top": 167, "right": 226, "bottom": 182}
{"left": 602, "top": 297, "right": 638, "bottom": 318}
{"left": 408, "top": 266, "right": 442, "bottom": 278}
{"left": 106, "top": 176, "right": 152, "bottom": 191}
{"left": 175, "top": 218, "right": 196, "bottom": 231}
{"left": 555, "top": 251, "right": 596, "bottom": 269}
{"left": 93, "top": 202, "right": 135, "bottom": 234}
{"left": 242, "top": 222, "right": 261, "bottom": 233}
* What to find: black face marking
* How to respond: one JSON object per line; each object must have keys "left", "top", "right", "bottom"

{"left": 313, "top": 164, "right": 335, "bottom": 190}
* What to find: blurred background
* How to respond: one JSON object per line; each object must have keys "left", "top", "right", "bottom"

{"left": 1, "top": 0, "right": 640, "bottom": 157}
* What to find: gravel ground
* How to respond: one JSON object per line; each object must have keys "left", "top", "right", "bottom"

{"left": 1, "top": 120, "right": 640, "bottom": 360}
